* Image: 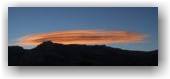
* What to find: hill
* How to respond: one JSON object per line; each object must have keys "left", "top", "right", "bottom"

{"left": 8, "top": 41, "right": 158, "bottom": 66}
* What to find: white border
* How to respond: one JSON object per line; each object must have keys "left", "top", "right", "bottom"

{"left": 1, "top": 0, "right": 170, "bottom": 79}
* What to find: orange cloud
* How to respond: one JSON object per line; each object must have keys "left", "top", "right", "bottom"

{"left": 16, "top": 30, "right": 148, "bottom": 46}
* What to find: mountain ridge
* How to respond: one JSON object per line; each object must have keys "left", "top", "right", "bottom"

{"left": 8, "top": 41, "right": 158, "bottom": 66}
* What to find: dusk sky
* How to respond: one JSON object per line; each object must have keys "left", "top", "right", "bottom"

{"left": 8, "top": 7, "right": 158, "bottom": 51}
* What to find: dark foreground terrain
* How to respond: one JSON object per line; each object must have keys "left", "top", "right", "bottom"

{"left": 8, "top": 41, "right": 158, "bottom": 66}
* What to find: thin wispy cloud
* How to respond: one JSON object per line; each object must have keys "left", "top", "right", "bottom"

{"left": 15, "top": 30, "right": 148, "bottom": 46}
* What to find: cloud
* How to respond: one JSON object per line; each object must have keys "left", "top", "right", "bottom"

{"left": 16, "top": 30, "right": 148, "bottom": 46}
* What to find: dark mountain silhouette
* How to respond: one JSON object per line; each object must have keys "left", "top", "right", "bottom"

{"left": 8, "top": 41, "right": 158, "bottom": 66}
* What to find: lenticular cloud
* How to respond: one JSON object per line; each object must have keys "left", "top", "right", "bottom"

{"left": 16, "top": 30, "right": 148, "bottom": 46}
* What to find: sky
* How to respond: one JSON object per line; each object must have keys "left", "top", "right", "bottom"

{"left": 8, "top": 7, "right": 158, "bottom": 51}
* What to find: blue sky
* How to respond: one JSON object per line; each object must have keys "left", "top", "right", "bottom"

{"left": 8, "top": 7, "right": 158, "bottom": 51}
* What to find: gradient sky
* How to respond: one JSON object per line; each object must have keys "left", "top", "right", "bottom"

{"left": 8, "top": 7, "right": 158, "bottom": 51}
